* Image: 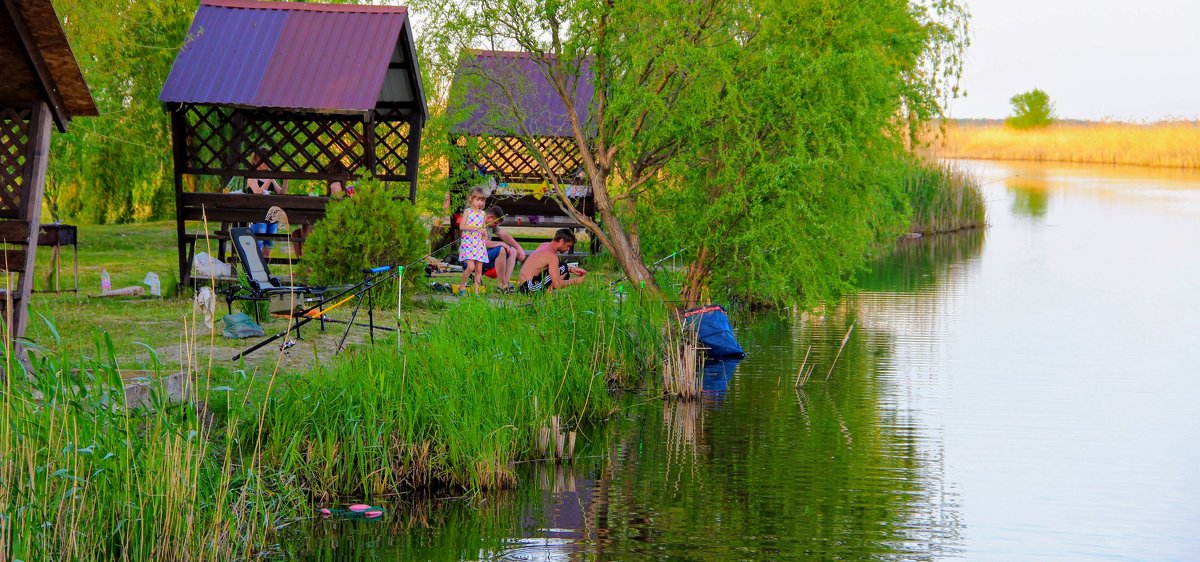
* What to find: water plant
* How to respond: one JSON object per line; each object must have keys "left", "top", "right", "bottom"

{"left": 934, "top": 120, "right": 1200, "bottom": 169}
{"left": 902, "top": 160, "right": 987, "bottom": 235}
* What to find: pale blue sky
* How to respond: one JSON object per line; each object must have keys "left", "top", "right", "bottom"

{"left": 947, "top": 0, "right": 1200, "bottom": 122}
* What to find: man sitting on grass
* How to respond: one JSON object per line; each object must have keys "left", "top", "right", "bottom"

{"left": 516, "top": 229, "right": 588, "bottom": 293}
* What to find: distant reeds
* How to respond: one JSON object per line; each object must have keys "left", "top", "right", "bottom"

{"left": 902, "top": 160, "right": 987, "bottom": 235}
{"left": 933, "top": 120, "right": 1200, "bottom": 168}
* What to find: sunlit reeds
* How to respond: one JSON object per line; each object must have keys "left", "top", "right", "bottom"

{"left": 933, "top": 120, "right": 1200, "bottom": 168}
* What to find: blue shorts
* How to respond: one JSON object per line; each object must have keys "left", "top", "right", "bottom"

{"left": 485, "top": 246, "right": 504, "bottom": 267}
{"left": 250, "top": 222, "right": 278, "bottom": 249}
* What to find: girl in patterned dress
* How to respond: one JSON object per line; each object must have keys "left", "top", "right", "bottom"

{"left": 458, "top": 187, "right": 490, "bottom": 295}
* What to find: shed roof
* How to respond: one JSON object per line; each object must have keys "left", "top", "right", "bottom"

{"left": 0, "top": 0, "right": 98, "bottom": 130}
{"left": 159, "top": 0, "right": 426, "bottom": 118}
{"left": 450, "top": 50, "right": 593, "bottom": 138}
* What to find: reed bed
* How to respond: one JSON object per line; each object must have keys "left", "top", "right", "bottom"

{"left": 252, "top": 285, "right": 667, "bottom": 500}
{"left": 934, "top": 120, "right": 1200, "bottom": 169}
{"left": 902, "top": 160, "right": 987, "bottom": 235}
{"left": 0, "top": 335, "right": 300, "bottom": 561}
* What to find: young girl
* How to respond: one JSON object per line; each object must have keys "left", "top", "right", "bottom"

{"left": 457, "top": 187, "right": 490, "bottom": 295}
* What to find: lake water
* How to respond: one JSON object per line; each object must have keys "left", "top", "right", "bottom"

{"left": 286, "top": 160, "right": 1200, "bottom": 561}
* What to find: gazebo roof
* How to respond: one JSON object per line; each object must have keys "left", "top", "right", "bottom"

{"left": 159, "top": 0, "right": 426, "bottom": 118}
{"left": 0, "top": 0, "right": 98, "bottom": 130}
{"left": 450, "top": 50, "right": 593, "bottom": 138}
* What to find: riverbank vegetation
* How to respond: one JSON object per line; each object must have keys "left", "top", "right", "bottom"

{"left": 1, "top": 285, "right": 666, "bottom": 559}
{"left": 933, "top": 120, "right": 1200, "bottom": 168}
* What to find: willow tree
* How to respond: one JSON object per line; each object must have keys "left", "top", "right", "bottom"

{"left": 415, "top": 0, "right": 968, "bottom": 303}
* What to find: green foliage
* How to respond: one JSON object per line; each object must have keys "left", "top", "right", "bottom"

{"left": 1006, "top": 88, "right": 1057, "bottom": 129}
{"left": 48, "top": 0, "right": 196, "bottom": 223}
{"left": 632, "top": 0, "right": 971, "bottom": 306}
{"left": 415, "top": 0, "right": 970, "bottom": 306}
{"left": 301, "top": 181, "right": 429, "bottom": 286}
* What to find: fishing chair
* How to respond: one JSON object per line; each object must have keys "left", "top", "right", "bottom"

{"left": 225, "top": 227, "right": 328, "bottom": 326}
{"left": 226, "top": 227, "right": 398, "bottom": 360}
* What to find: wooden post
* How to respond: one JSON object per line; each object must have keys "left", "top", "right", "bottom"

{"left": 171, "top": 107, "right": 190, "bottom": 287}
{"left": 12, "top": 102, "right": 52, "bottom": 343}
{"left": 406, "top": 114, "right": 423, "bottom": 203}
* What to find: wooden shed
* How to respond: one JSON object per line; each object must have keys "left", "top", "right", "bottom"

{"left": 159, "top": 0, "right": 428, "bottom": 286}
{"left": 0, "top": 0, "right": 96, "bottom": 346}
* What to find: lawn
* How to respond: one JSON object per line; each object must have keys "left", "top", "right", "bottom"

{"left": 19, "top": 221, "right": 604, "bottom": 374}
{"left": 21, "top": 221, "right": 431, "bottom": 373}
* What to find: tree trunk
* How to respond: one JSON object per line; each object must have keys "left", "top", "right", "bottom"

{"left": 588, "top": 173, "right": 660, "bottom": 296}
{"left": 681, "top": 244, "right": 710, "bottom": 308}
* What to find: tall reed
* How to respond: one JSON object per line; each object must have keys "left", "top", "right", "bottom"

{"left": 902, "top": 160, "right": 987, "bottom": 234}
{"left": 0, "top": 333, "right": 300, "bottom": 561}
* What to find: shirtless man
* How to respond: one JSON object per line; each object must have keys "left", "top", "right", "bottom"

{"left": 516, "top": 229, "right": 588, "bottom": 293}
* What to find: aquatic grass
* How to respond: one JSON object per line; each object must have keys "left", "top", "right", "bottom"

{"left": 251, "top": 285, "right": 667, "bottom": 499}
{"left": 902, "top": 160, "right": 987, "bottom": 235}
{"left": 934, "top": 120, "right": 1200, "bottom": 168}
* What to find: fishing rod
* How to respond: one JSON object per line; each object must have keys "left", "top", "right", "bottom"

{"left": 232, "top": 264, "right": 403, "bottom": 361}
{"left": 609, "top": 245, "right": 692, "bottom": 288}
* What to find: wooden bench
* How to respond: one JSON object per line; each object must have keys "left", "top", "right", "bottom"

{"left": 177, "top": 192, "right": 329, "bottom": 285}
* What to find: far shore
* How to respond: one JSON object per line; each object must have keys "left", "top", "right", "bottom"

{"left": 928, "top": 120, "right": 1200, "bottom": 169}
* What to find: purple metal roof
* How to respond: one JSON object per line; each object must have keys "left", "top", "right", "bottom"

{"left": 450, "top": 50, "right": 594, "bottom": 138}
{"left": 160, "top": 0, "right": 423, "bottom": 116}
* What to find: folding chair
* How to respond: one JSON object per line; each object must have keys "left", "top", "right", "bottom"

{"left": 224, "top": 227, "right": 326, "bottom": 325}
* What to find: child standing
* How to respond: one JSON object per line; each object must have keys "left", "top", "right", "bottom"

{"left": 458, "top": 187, "right": 490, "bottom": 295}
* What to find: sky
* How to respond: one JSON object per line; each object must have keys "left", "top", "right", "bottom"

{"left": 947, "top": 0, "right": 1200, "bottom": 122}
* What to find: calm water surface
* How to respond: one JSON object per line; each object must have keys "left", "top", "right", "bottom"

{"left": 288, "top": 160, "right": 1200, "bottom": 561}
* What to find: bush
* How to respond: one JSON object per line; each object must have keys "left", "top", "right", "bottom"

{"left": 301, "top": 181, "right": 428, "bottom": 286}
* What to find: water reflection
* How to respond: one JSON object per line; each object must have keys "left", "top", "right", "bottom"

{"left": 1006, "top": 166, "right": 1051, "bottom": 219}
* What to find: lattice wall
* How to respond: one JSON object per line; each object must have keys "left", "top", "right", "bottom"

{"left": 464, "top": 135, "right": 584, "bottom": 184}
{"left": 0, "top": 107, "right": 32, "bottom": 219}
{"left": 177, "top": 104, "right": 416, "bottom": 181}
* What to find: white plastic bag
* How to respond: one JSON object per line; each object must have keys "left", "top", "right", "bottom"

{"left": 193, "top": 252, "right": 231, "bottom": 278}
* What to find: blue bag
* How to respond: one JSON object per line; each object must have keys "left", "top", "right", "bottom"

{"left": 683, "top": 304, "right": 745, "bottom": 358}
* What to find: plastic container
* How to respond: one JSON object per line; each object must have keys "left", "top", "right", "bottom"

{"left": 143, "top": 272, "right": 161, "bottom": 296}
{"left": 100, "top": 269, "right": 111, "bottom": 292}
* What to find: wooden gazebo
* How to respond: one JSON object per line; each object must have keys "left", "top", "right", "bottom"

{"left": 445, "top": 50, "right": 597, "bottom": 253}
{"left": 160, "top": 0, "right": 427, "bottom": 285}
{"left": 0, "top": 0, "right": 96, "bottom": 345}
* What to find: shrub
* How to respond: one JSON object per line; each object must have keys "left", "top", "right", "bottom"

{"left": 301, "top": 181, "right": 428, "bottom": 286}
